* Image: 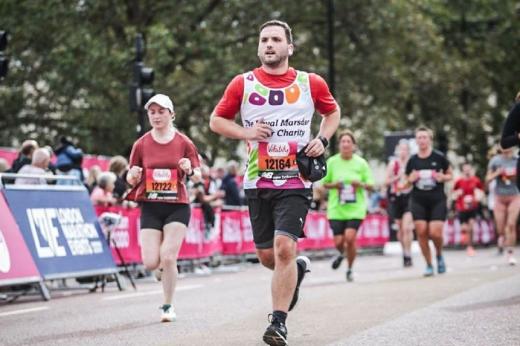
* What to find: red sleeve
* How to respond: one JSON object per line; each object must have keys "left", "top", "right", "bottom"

{"left": 185, "top": 139, "right": 201, "bottom": 169}
{"left": 476, "top": 177, "right": 484, "bottom": 190}
{"left": 309, "top": 73, "right": 338, "bottom": 115}
{"left": 129, "top": 139, "right": 143, "bottom": 168}
{"left": 213, "top": 75, "right": 244, "bottom": 120}
{"left": 453, "top": 179, "right": 460, "bottom": 190}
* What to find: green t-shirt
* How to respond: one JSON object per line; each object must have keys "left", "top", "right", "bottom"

{"left": 321, "top": 153, "right": 374, "bottom": 220}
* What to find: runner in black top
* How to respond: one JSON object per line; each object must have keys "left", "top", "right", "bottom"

{"left": 500, "top": 91, "right": 520, "bottom": 190}
{"left": 406, "top": 126, "right": 452, "bottom": 277}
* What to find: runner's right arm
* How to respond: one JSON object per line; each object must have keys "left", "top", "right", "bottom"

{"left": 405, "top": 157, "right": 419, "bottom": 184}
{"left": 209, "top": 115, "right": 272, "bottom": 140}
{"left": 127, "top": 141, "right": 143, "bottom": 187}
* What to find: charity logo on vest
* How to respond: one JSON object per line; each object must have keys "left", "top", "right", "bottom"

{"left": 247, "top": 82, "right": 302, "bottom": 106}
{"left": 152, "top": 169, "right": 172, "bottom": 182}
{"left": 267, "top": 143, "right": 290, "bottom": 157}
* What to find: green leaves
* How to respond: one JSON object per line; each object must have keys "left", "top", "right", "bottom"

{"left": 0, "top": 0, "right": 518, "bottom": 172}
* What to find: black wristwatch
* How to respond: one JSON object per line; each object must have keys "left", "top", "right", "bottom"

{"left": 318, "top": 135, "right": 329, "bottom": 148}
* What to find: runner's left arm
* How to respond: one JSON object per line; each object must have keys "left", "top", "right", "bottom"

{"left": 306, "top": 74, "right": 341, "bottom": 157}
{"left": 436, "top": 156, "right": 453, "bottom": 183}
{"left": 436, "top": 166, "right": 453, "bottom": 183}
{"left": 181, "top": 141, "right": 202, "bottom": 182}
{"left": 305, "top": 108, "right": 340, "bottom": 157}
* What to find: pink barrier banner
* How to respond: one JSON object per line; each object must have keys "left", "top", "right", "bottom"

{"left": 0, "top": 147, "right": 110, "bottom": 171}
{"left": 443, "top": 218, "right": 495, "bottom": 246}
{"left": 0, "top": 193, "right": 41, "bottom": 286}
{"left": 82, "top": 155, "right": 111, "bottom": 171}
{"left": 0, "top": 147, "right": 17, "bottom": 166}
{"left": 180, "top": 207, "right": 222, "bottom": 259}
{"left": 94, "top": 206, "right": 392, "bottom": 262}
{"left": 220, "top": 210, "right": 256, "bottom": 255}
{"left": 357, "top": 213, "right": 391, "bottom": 247}
{"left": 95, "top": 206, "right": 142, "bottom": 265}
{"left": 300, "top": 212, "right": 389, "bottom": 250}
{"left": 299, "top": 212, "right": 334, "bottom": 250}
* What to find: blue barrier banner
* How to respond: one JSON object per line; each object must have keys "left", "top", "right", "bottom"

{"left": 3, "top": 187, "right": 117, "bottom": 279}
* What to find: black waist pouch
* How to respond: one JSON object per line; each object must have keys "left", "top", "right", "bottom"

{"left": 296, "top": 145, "right": 327, "bottom": 182}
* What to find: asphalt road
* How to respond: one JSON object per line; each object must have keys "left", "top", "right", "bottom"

{"left": 1, "top": 247, "right": 519, "bottom": 346}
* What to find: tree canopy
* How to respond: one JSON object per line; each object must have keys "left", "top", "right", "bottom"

{"left": 0, "top": 0, "right": 519, "bottom": 171}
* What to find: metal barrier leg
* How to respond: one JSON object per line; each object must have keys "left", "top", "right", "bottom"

{"left": 111, "top": 239, "right": 136, "bottom": 290}
{"left": 38, "top": 280, "right": 51, "bottom": 301}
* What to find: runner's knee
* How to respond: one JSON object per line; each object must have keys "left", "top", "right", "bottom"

{"left": 274, "top": 241, "right": 296, "bottom": 264}
{"left": 160, "top": 252, "right": 177, "bottom": 268}
{"left": 257, "top": 250, "right": 275, "bottom": 269}
{"left": 142, "top": 256, "right": 160, "bottom": 271}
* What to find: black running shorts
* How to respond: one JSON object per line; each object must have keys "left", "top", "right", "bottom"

{"left": 458, "top": 209, "right": 477, "bottom": 224}
{"left": 410, "top": 193, "right": 447, "bottom": 222}
{"left": 388, "top": 193, "right": 411, "bottom": 220}
{"left": 245, "top": 189, "right": 312, "bottom": 249}
{"left": 329, "top": 219, "right": 363, "bottom": 236}
{"left": 140, "top": 202, "right": 191, "bottom": 230}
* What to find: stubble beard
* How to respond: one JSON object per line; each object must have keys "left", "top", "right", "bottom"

{"left": 259, "top": 52, "right": 288, "bottom": 68}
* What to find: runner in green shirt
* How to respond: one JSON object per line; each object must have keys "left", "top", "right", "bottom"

{"left": 322, "top": 130, "right": 374, "bottom": 281}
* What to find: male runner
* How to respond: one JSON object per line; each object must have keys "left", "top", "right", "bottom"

{"left": 210, "top": 20, "right": 340, "bottom": 346}
{"left": 453, "top": 163, "right": 484, "bottom": 256}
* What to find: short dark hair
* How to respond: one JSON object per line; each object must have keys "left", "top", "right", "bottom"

{"left": 415, "top": 126, "right": 434, "bottom": 139}
{"left": 259, "top": 20, "right": 293, "bottom": 44}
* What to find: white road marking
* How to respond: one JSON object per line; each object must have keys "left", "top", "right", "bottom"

{"left": 0, "top": 306, "right": 49, "bottom": 317}
{"left": 102, "top": 284, "right": 203, "bottom": 301}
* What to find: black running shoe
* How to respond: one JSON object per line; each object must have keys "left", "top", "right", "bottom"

{"left": 331, "top": 255, "right": 344, "bottom": 270}
{"left": 403, "top": 256, "right": 413, "bottom": 267}
{"left": 288, "top": 255, "right": 310, "bottom": 311}
{"left": 263, "top": 315, "right": 288, "bottom": 346}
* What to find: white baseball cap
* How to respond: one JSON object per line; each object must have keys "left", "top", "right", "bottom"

{"left": 144, "top": 94, "right": 174, "bottom": 113}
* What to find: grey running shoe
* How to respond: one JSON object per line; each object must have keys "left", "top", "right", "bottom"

{"left": 346, "top": 269, "right": 354, "bottom": 282}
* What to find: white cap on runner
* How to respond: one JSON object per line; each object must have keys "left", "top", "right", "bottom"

{"left": 144, "top": 94, "right": 174, "bottom": 113}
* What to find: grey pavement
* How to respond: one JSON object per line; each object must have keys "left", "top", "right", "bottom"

{"left": 1, "top": 247, "right": 519, "bottom": 346}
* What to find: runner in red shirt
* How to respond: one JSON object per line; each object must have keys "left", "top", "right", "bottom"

{"left": 126, "top": 94, "right": 201, "bottom": 323}
{"left": 453, "top": 163, "right": 484, "bottom": 257}
{"left": 210, "top": 20, "right": 340, "bottom": 346}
